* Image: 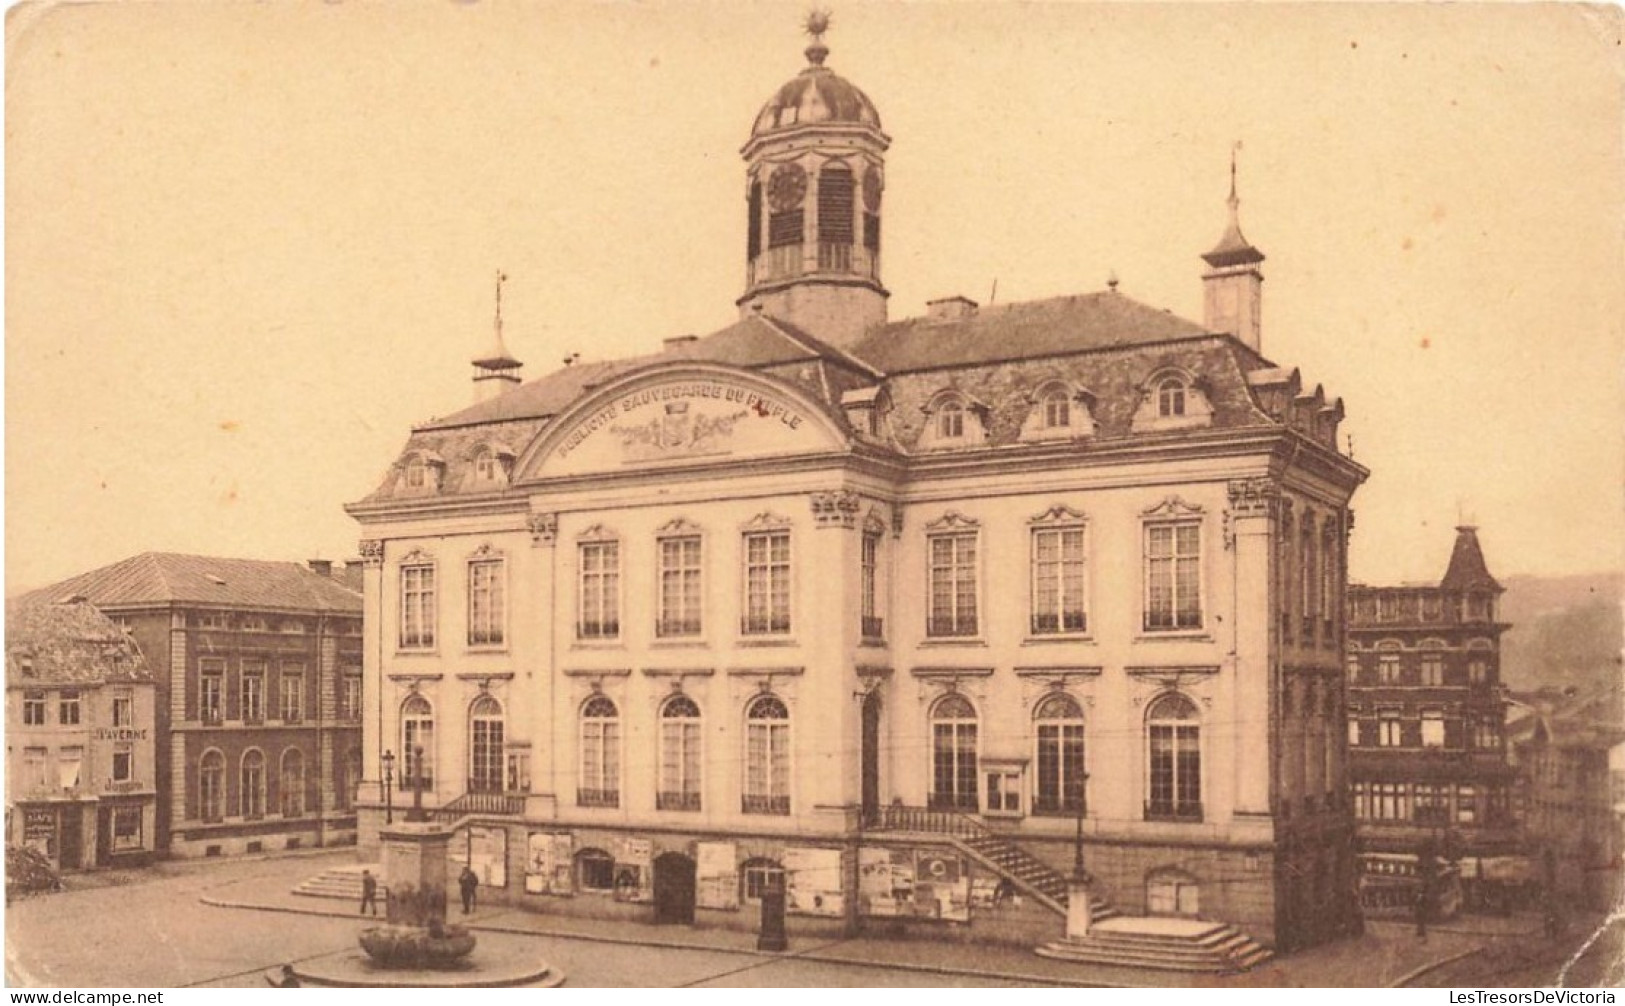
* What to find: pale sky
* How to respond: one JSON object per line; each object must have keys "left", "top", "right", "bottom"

{"left": 6, "top": 1, "right": 1622, "bottom": 593}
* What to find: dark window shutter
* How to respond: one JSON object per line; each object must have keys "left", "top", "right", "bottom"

{"left": 747, "top": 182, "right": 762, "bottom": 261}
{"left": 818, "top": 166, "right": 854, "bottom": 244}
{"left": 864, "top": 212, "right": 881, "bottom": 252}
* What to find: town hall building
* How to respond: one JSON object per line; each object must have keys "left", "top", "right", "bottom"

{"left": 348, "top": 22, "right": 1366, "bottom": 954}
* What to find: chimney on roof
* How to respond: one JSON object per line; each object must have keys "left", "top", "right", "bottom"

{"left": 926, "top": 296, "right": 979, "bottom": 322}
{"left": 308, "top": 559, "right": 333, "bottom": 577}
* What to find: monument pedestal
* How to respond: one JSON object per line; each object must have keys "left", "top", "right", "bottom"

{"left": 380, "top": 822, "right": 451, "bottom": 927}
{"left": 1065, "top": 879, "right": 1093, "bottom": 939}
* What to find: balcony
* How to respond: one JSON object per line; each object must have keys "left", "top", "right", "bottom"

{"left": 655, "top": 618, "right": 702, "bottom": 639}
{"left": 926, "top": 616, "right": 978, "bottom": 639}
{"left": 200, "top": 708, "right": 224, "bottom": 727}
{"left": 1031, "top": 796, "right": 1085, "bottom": 818}
{"left": 1144, "top": 800, "right": 1203, "bottom": 823}
{"left": 741, "top": 615, "right": 791, "bottom": 636}
{"left": 741, "top": 794, "right": 790, "bottom": 816}
{"left": 576, "top": 788, "right": 619, "bottom": 809}
{"left": 926, "top": 792, "right": 978, "bottom": 812}
{"left": 657, "top": 791, "right": 701, "bottom": 812}
{"left": 577, "top": 620, "right": 620, "bottom": 641}
{"left": 861, "top": 615, "right": 884, "bottom": 641}
{"left": 1031, "top": 612, "right": 1087, "bottom": 635}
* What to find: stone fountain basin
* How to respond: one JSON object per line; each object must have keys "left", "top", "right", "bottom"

{"left": 358, "top": 924, "right": 477, "bottom": 969}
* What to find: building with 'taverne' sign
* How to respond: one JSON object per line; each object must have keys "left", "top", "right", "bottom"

{"left": 348, "top": 20, "right": 1366, "bottom": 955}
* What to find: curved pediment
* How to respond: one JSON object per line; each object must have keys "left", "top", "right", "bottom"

{"left": 516, "top": 363, "right": 850, "bottom": 480}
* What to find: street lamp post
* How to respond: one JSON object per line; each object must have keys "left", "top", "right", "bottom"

{"left": 1066, "top": 770, "right": 1093, "bottom": 941}
{"left": 380, "top": 750, "right": 395, "bottom": 826}
{"left": 406, "top": 744, "right": 428, "bottom": 823}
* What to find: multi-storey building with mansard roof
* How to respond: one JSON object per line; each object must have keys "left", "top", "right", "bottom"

{"left": 348, "top": 23, "right": 1366, "bottom": 955}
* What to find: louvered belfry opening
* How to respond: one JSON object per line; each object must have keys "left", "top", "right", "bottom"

{"left": 746, "top": 180, "right": 762, "bottom": 262}
{"left": 818, "top": 164, "right": 855, "bottom": 272}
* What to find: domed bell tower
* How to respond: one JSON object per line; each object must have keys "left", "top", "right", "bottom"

{"left": 738, "top": 13, "right": 889, "bottom": 348}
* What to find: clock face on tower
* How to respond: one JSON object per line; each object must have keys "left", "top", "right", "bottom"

{"left": 862, "top": 166, "right": 883, "bottom": 212}
{"left": 768, "top": 163, "right": 808, "bottom": 212}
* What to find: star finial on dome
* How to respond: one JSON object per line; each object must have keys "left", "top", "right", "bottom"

{"left": 802, "top": 8, "right": 833, "bottom": 66}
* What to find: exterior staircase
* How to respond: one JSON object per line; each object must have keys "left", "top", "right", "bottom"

{"left": 865, "top": 805, "right": 1118, "bottom": 922}
{"left": 1036, "top": 916, "right": 1274, "bottom": 973}
{"left": 292, "top": 863, "right": 385, "bottom": 903}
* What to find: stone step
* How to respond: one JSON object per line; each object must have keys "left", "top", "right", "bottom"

{"left": 292, "top": 865, "right": 387, "bottom": 902}
{"left": 1035, "top": 922, "right": 1273, "bottom": 974}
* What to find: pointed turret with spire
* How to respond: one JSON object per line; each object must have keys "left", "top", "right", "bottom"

{"left": 1201, "top": 144, "right": 1266, "bottom": 352}
{"left": 472, "top": 269, "right": 523, "bottom": 403}
{"left": 1440, "top": 525, "right": 1503, "bottom": 594}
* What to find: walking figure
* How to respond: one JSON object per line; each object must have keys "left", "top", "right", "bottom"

{"left": 459, "top": 865, "right": 479, "bottom": 915}
{"left": 1412, "top": 885, "right": 1429, "bottom": 941}
{"left": 359, "top": 868, "right": 378, "bottom": 916}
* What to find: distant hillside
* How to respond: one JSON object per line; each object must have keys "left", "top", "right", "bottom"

{"left": 1499, "top": 572, "right": 1623, "bottom": 695}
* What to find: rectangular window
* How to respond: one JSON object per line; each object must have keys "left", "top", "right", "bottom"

{"left": 1031, "top": 526, "right": 1087, "bottom": 634}
{"left": 985, "top": 768, "right": 1022, "bottom": 815}
{"left": 743, "top": 863, "right": 786, "bottom": 902}
{"left": 112, "top": 807, "right": 143, "bottom": 851}
{"left": 111, "top": 693, "right": 134, "bottom": 728}
{"left": 399, "top": 564, "right": 437, "bottom": 649}
{"left": 1147, "top": 723, "right": 1201, "bottom": 819}
{"left": 1372, "top": 782, "right": 1409, "bottom": 821}
{"left": 657, "top": 536, "right": 703, "bottom": 638}
{"left": 578, "top": 541, "right": 621, "bottom": 639}
{"left": 1456, "top": 785, "right": 1478, "bottom": 824}
{"left": 280, "top": 668, "right": 305, "bottom": 724}
{"left": 1414, "top": 783, "right": 1448, "bottom": 825}
{"left": 467, "top": 558, "right": 506, "bottom": 647}
{"left": 199, "top": 664, "right": 224, "bottom": 724}
{"left": 23, "top": 748, "right": 49, "bottom": 792}
{"left": 1353, "top": 781, "right": 1369, "bottom": 819}
{"left": 860, "top": 531, "right": 883, "bottom": 639}
{"left": 927, "top": 532, "right": 979, "bottom": 637}
{"left": 1144, "top": 522, "right": 1201, "bottom": 631}
{"left": 1378, "top": 654, "right": 1401, "bottom": 684}
{"left": 1421, "top": 654, "right": 1444, "bottom": 686}
{"left": 1421, "top": 710, "right": 1445, "bottom": 747}
{"left": 59, "top": 690, "right": 81, "bottom": 726}
{"left": 57, "top": 747, "right": 83, "bottom": 790}
{"left": 1378, "top": 713, "right": 1402, "bottom": 747}
{"left": 22, "top": 691, "right": 46, "bottom": 726}
{"left": 1348, "top": 717, "right": 1360, "bottom": 747}
{"left": 1346, "top": 656, "right": 1361, "bottom": 682}
{"left": 1468, "top": 659, "right": 1489, "bottom": 684}
{"left": 195, "top": 612, "right": 229, "bottom": 630}
{"left": 742, "top": 530, "right": 792, "bottom": 635}
{"left": 112, "top": 746, "right": 134, "bottom": 783}
{"left": 242, "top": 663, "right": 265, "bottom": 724}
{"left": 342, "top": 674, "right": 362, "bottom": 722}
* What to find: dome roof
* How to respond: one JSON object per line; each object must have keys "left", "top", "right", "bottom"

{"left": 750, "top": 43, "right": 881, "bottom": 138}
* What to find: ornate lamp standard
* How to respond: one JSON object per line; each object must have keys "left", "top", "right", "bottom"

{"left": 380, "top": 750, "right": 395, "bottom": 825}
{"left": 406, "top": 744, "right": 429, "bottom": 823}
{"left": 1067, "top": 770, "right": 1094, "bottom": 940}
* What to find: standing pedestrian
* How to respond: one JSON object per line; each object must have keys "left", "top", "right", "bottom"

{"left": 459, "top": 865, "right": 479, "bottom": 914}
{"left": 359, "top": 868, "right": 378, "bottom": 916}
{"left": 1413, "top": 884, "right": 1429, "bottom": 941}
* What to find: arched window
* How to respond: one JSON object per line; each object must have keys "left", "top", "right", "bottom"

{"left": 741, "top": 857, "right": 785, "bottom": 903}
{"left": 199, "top": 750, "right": 225, "bottom": 823}
{"left": 1157, "top": 378, "right": 1187, "bottom": 418}
{"left": 578, "top": 695, "right": 620, "bottom": 808}
{"left": 743, "top": 695, "right": 791, "bottom": 815}
{"left": 469, "top": 695, "right": 505, "bottom": 793}
{"left": 279, "top": 748, "right": 305, "bottom": 817}
{"left": 401, "top": 694, "right": 435, "bottom": 789}
{"left": 1041, "top": 388, "right": 1071, "bottom": 429}
{"left": 1034, "top": 694, "right": 1085, "bottom": 815}
{"left": 1146, "top": 693, "right": 1201, "bottom": 821}
{"left": 937, "top": 400, "right": 965, "bottom": 440}
{"left": 472, "top": 448, "right": 501, "bottom": 484}
{"left": 658, "top": 695, "right": 702, "bottom": 811}
{"left": 929, "top": 694, "right": 978, "bottom": 811}
{"left": 817, "top": 163, "right": 855, "bottom": 271}
{"left": 240, "top": 749, "right": 266, "bottom": 820}
{"left": 404, "top": 458, "right": 427, "bottom": 489}
{"left": 575, "top": 847, "right": 616, "bottom": 893}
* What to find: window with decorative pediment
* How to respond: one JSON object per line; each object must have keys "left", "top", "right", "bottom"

{"left": 467, "top": 550, "right": 506, "bottom": 648}
{"left": 401, "top": 451, "right": 444, "bottom": 493}
{"left": 399, "top": 555, "right": 437, "bottom": 650}
{"left": 1142, "top": 499, "right": 1204, "bottom": 632}
{"left": 920, "top": 391, "right": 987, "bottom": 449}
{"left": 469, "top": 442, "right": 513, "bottom": 487}
{"left": 1020, "top": 382, "right": 1095, "bottom": 441}
{"left": 925, "top": 514, "right": 979, "bottom": 638}
{"left": 1030, "top": 507, "right": 1088, "bottom": 635}
{"left": 577, "top": 529, "right": 621, "bottom": 641}
{"left": 656, "top": 520, "right": 704, "bottom": 639}
{"left": 741, "top": 517, "right": 792, "bottom": 636}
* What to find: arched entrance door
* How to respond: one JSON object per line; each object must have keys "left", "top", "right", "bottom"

{"left": 653, "top": 852, "right": 696, "bottom": 924}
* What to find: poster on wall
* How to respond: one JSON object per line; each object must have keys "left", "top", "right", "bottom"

{"left": 783, "top": 846, "right": 844, "bottom": 917}
{"left": 463, "top": 826, "right": 508, "bottom": 889}
{"left": 856, "top": 848, "right": 970, "bottom": 922}
{"left": 525, "top": 833, "right": 574, "bottom": 895}
{"left": 913, "top": 851, "right": 970, "bottom": 922}
{"left": 695, "top": 841, "right": 739, "bottom": 911}
{"left": 615, "top": 836, "right": 653, "bottom": 903}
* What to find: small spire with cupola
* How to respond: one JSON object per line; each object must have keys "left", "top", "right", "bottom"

{"left": 472, "top": 269, "right": 522, "bottom": 403}
{"left": 1202, "top": 143, "right": 1266, "bottom": 353}
{"left": 738, "top": 10, "right": 890, "bottom": 348}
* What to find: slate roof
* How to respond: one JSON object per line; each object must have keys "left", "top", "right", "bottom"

{"left": 849, "top": 291, "right": 1210, "bottom": 374}
{"left": 6, "top": 598, "right": 153, "bottom": 686}
{"left": 14, "top": 553, "right": 362, "bottom": 614}
{"left": 1440, "top": 526, "right": 1503, "bottom": 594}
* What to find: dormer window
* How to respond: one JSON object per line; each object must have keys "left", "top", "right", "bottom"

{"left": 1042, "top": 389, "right": 1071, "bottom": 428}
{"left": 405, "top": 460, "right": 427, "bottom": 489}
{"left": 938, "top": 401, "right": 965, "bottom": 440}
{"left": 474, "top": 450, "right": 500, "bottom": 483}
{"left": 1158, "top": 378, "right": 1187, "bottom": 418}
